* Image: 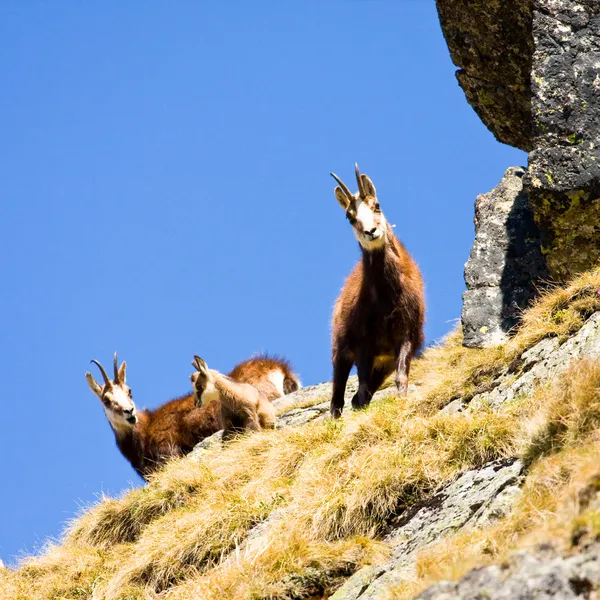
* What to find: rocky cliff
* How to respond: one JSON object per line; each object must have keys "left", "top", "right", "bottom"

{"left": 3, "top": 269, "right": 600, "bottom": 599}
{"left": 438, "top": 0, "right": 600, "bottom": 346}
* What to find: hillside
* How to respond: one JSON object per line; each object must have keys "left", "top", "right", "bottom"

{"left": 4, "top": 269, "right": 600, "bottom": 599}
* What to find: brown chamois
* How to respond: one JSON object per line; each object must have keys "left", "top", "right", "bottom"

{"left": 86, "top": 353, "right": 299, "bottom": 479}
{"left": 86, "top": 354, "right": 222, "bottom": 480}
{"left": 227, "top": 354, "right": 300, "bottom": 400}
{"left": 190, "top": 355, "right": 277, "bottom": 439}
{"left": 329, "top": 164, "right": 425, "bottom": 418}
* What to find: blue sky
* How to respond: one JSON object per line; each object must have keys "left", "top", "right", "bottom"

{"left": 0, "top": 2, "right": 526, "bottom": 564}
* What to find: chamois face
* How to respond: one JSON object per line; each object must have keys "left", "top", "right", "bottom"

{"left": 190, "top": 355, "right": 220, "bottom": 408}
{"left": 86, "top": 355, "right": 137, "bottom": 432}
{"left": 332, "top": 164, "right": 388, "bottom": 251}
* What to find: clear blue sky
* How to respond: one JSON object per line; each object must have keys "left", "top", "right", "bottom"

{"left": 0, "top": 2, "right": 525, "bottom": 564}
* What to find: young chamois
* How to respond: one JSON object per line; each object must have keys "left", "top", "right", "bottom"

{"left": 86, "top": 353, "right": 299, "bottom": 479}
{"left": 190, "top": 355, "right": 281, "bottom": 439}
{"left": 329, "top": 164, "right": 425, "bottom": 418}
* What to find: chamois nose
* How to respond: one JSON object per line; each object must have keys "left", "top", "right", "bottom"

{"left": 124, "top": 408, "right": 137, "bottom": 424}
{"left": 365, "top": 227, "right": 377, "bottom": 237}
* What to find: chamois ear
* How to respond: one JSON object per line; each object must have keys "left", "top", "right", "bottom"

{"left": 192, "top": 355, "right": 209, "bottom": 376}
{"left": 334, "top": 186, "right": 350, "bottom": 210}
{"left": 360, "top": 174, "right": 376, "bottom": 198}
{"left": 118, "top": 361, "right": 127, "bottom": 384}
{"left": 85, "top": 372, "right": 103, "bottom": 398}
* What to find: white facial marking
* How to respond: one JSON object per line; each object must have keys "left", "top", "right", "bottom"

{"left": 266, "top": 369, "right": 286, "bottom": 397}
{"left": 103, "top": 387, "right": 136, "bottom": 433}
{"left": 353, "top": 201, "right": 387, "bottom": 250}
{"left": 199, "top": 379, "right": 220, "bottom": 404}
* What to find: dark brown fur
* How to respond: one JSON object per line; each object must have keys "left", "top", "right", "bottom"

{"left": 115, "top": 393, "right": 221, "bottom": 480}
{"left": 330, "top": 168, "right": 425, "bottom": 418}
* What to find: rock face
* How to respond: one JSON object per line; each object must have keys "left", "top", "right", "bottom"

{"left": 527, "top": 0, "right": 600, "bottom": 281}
{"left": 415, "top": 542, "right": 600, "bottom": 600}
{"left": 331, "top": 459, "right": 525, "bottom": 600}
{"left": 437, "top": 0, "right": 600, "bottom": 283}
{"left": 461, "top": 167, "right": 549, "bottom": 347}
{"left": 435, "top": 0, "right": 533, "bottom": 151}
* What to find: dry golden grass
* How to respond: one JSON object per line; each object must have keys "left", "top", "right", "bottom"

{"left": 4, "top": 267, "right": 600, "bottom": 600}
{"left": 390, "top": 359, "right": 600, "bottom": 599}
{"left": 411, "top": 267, "right": 600, "bottom": 414}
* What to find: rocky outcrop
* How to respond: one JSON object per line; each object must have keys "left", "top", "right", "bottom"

{"left": 526, "top": 0, "right": 600, "bottom": 281}
{"left": 461, "top": 167, "right": 549, "bottom": 347}
{"left": 435, "top": 0, "right": 533, "bottom": 151}
{"left": 437, "top": 0, "right": 600, "bottom": 283}
{"left": 415, "top": 542, "right": 600, "bottom": 600}
{"left": 331, "top": 459, "right": 525, "bottom": 600}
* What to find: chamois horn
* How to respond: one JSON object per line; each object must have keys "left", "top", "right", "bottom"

{"left": 90, "top": 359, "right": 111, "bottom": 387}
{"left": 330, "top": 172, "right": 354, "bottom": 200}
{"left": 354, "top": 163, "right": 366, "bottom": 198}
{"left": 113, "top": 352, "right": 120, "bottom": 384}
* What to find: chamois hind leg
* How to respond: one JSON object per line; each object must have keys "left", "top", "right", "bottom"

{"left": 395, "top": 339, "right": 414, "bottom": 396}
{"left": 213, "top": 373, "right": 263, "bottom": 435}
{"left": 331, "top": 353, "right": 353, "bottom": 419}
{"left": 352, "top": 353, "right": 376, "bottom": 410}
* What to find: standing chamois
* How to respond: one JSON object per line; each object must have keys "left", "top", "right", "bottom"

{"left": 86, "top": 353, "right": 299, "bottom": 479}
{"left": 329, "top": 164, "right": 425, "bottom": 418}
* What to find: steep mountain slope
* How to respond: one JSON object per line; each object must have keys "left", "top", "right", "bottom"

{"left": 4, "top": 268, "right": 600, "bottom": 599}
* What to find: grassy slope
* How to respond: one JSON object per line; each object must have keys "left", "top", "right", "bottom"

{"left": 4, "top": 269, "right": 600, "bottom": 600}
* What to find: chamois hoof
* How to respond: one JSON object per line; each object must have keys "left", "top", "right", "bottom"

{"left": 330, "top": 405, "right": 343, "bottom": 419}
{"left": 396, "top": 375, "right": 409, "bottom": 396}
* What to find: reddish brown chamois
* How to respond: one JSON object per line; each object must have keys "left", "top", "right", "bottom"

{"left": 329, "top": 164, "right": 425, "bottom": 418}
{"left": 86, "top": 353, "right": 299, "bottom": 479}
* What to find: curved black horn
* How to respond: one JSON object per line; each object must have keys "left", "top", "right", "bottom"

{"left": 113, "top": 352, "right": 120, "bottom": 384}
{"left": 90, "top": 359, "right": 111, "bottom": 387}
{"left": 354, "top": 163, "right": 366, "bottom": 197}
{"left": 330, "top": 172, "right": 354, "bottom": 200}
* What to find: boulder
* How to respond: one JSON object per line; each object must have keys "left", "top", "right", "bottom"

{"left": 461, "top": 167, "right": 549, "bottom": 347}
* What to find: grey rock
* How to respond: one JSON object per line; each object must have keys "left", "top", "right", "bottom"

{"left": 331, "top": 460, "right": 525, "bottom": 600}
{"left": 462, "top": 167, "right": 550, "bottom": 348}
{"left": 437, "top": 0, "right": 600, "bottom": 280}
{"left": 469, "top": 312, "right": 600, "bottom": 411}
{"left": 189, "top": 430, "right": 223, "bottom": 461}
{"left": 525, "top": 0, "right": 600, "bottom": 281}
{"left": 415, "top": 542, "right": 600, "bottom": 599}
{"left": 435, "top": 0, "right": 533, "bottom": 150}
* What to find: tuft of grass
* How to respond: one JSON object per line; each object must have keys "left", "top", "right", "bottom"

{"left": 522, "top": 358, "right": 600, "bottom": 465}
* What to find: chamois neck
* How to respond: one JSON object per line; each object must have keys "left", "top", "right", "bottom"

{"left": 110, "top": 413, "right": 147, "bottom": 479}
{"left": 360, "top": 230, "right": 403, "bottom": 290}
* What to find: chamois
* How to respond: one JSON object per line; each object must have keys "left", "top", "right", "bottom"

{"left": 190, "top": 355, "right": 277, "bottom": 439}
{"left": 86, "top": 353, "right": 298, "bottom": 479}
{"left": 329, "top": 164, "right": 425, "bottom": 418}
{"left": 227, "top": 354, "right": 300, "bottom": 400}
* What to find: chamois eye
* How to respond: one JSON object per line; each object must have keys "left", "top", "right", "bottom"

{"left": 346, "top": 210, "right": 356, "bottom": 224}
{"left": 128, "top": 390, "right": 133, "bottom": 398}
{"left": 374, "top": 203, "right": 381, "bottom": 212}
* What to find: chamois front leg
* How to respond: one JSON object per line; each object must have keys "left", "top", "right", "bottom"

{"left": 352, "top": 353, "right": 376, "bottom": 410}
{"left": 330, "top": 352, "right": 353, "bottom": 419}
{"left": 395, "top": 339, "right": 413, "bottom": 396}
